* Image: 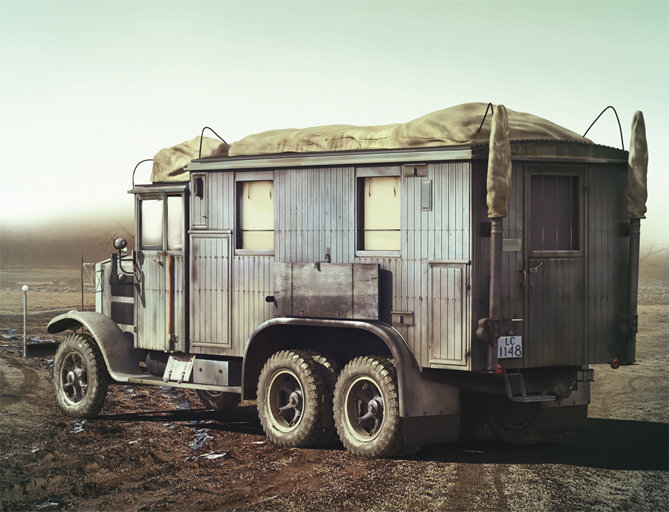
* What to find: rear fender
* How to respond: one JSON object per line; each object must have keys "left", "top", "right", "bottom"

{"left": 48, "top": 311, "right": 145, "bottom": 382}
{"left": 243, "top": 317, "right": 459, "bottom": 418}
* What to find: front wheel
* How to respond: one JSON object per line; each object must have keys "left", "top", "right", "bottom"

{"left": 53, "top": 334, "right": 109, "bottom": 418}
{"left": 333, "top": 356, "right": 404, "bottom": 458}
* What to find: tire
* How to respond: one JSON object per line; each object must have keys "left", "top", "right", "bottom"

{"left": 488, "top": 401, "right": 546, "bottom": 445}
{"left": 53, "top": 333, "right": 109, "bottom": 418}
{"left": 304, "top": 351, "right": 341, "bottom": 446}
{"left": 196, "top": 389, "right": 241, "bottom": 411}
{"left": 257, "top": 350, "right": 329, "bottom": 448}
{"left": 333, "top": 356, "right": 404, "bottom": 458}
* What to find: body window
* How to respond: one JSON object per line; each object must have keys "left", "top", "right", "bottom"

{"left": 359, "top": 176, "right": 401, "bottom": 251}
{"left": 238, "top": 180, "right": 274, "bottom": 250}
{"left": 530, "top": 175, "right": 579, "bottom": 251}
{"left": 140, "top": 198, "right": 163, "bottom": 250}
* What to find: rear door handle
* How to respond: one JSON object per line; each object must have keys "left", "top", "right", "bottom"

{"left": 529, "top": 262, "right": 543, "bottom": 274}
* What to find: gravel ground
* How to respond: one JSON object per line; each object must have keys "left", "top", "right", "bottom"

{"left": 0, "top": 271, "right": 667, "bottom": 511}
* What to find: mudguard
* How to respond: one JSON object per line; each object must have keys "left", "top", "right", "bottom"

{"left": 243, "top": 317, "right": 459, "bottom": 418}
{"left": 47, "top": 311, "right": 146, "bottom": 382}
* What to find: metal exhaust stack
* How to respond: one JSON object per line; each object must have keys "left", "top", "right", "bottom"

{"left": 625, "top": 111, "right": 648, "bottom": 364}
{"left": 485, "top": 105, "right": 512, "bottom": 371}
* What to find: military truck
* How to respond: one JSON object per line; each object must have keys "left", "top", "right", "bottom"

{"left": 48, "top": 103, "right": 648, "bottom": 457}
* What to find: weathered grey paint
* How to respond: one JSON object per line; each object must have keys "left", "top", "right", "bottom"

{"left": 586, "top": 163, "right": 629, "bottom": 362}
{"left": 136, "top": 254, "right": 166, "bottom": 350}
{"left": 186, "top": 161, "right": 472, "bottom": 369}
{"left": 190, "top": 234, "right": 231, "bottom": 351}
{"left": 275, "top": 167, "right": 356, "bottom": 264}
{"left": 136, "top": 253, "right": 186, "bottom": 352}
{"left": 115, "top": 141, "right": 630, "bottom": 374}
{"left": 472, "top": 159, "right": 629, "bottom": 369}
{"left": 274, "top": 262, "right": 380, "bottom": 319}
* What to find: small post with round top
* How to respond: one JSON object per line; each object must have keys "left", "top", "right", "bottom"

{"left": 21, "top": 285, "right": 29, "bottom": 358}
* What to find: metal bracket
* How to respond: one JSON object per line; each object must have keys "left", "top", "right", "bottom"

{"left": 402, "top": 163, "right": 427, "bottom": 177}
{"left": 577, "top": 368, "right": 595, "bottom": 382}
{"left": 163, "top": 354, "right": 195, "bottom": 384}
{"left": 391, "top": 311, "right": 414, "bottom": 327}
{"left": 618, "top": 313, "right": 639, "bottom": 335}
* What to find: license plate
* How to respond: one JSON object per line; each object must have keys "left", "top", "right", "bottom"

{"left": 498, "top": 336, "right": 523, "bottom": 359}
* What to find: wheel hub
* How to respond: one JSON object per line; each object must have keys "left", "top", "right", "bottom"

{"left": 61, "top": 352, "right": 88, "bottom": 404}
{"left": 345, "top": 377, "right": 385, "bottom": 440}
{"left": 268, "top": 370, "right": 304, "bottom": 432}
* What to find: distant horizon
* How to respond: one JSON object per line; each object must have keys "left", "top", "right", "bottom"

{"left": 1, "top": 0, "right": 666, "bottom": 247}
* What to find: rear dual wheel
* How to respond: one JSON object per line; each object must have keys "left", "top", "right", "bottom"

{"left": 257, "top": 350, "right": 338, "bottom": 447}
{"left": 333, "top": 356, "right": 407, "bottom": 458}
{"left": 258, "top": 352, "right": 415, "bottom": 457}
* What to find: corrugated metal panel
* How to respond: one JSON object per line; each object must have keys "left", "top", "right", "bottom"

{"left": 275, "top": 167, "right": 355, "bottom": 264}
{"left": 190, "top": 235, "right": 231, "bottom": 352}
{"left": 190, "top": 162, "right": 472, "bottom": 367}
{"left": 516, "top": 165, "right": 586, "bottom": 368}
{"left": 136, "top": 254, "right": 166, "bottom": 350}
{"left": 428, "top": 262, "right": 470, "bottom": 366}
{"left": 231, "top": 255, "right": 273, "bottom": 354}
{"left": 135, "top": 253, "right": 186, "bottom": 352}
{"left": 173, "top": 254, "right": 186, "bottom": 352}
{"left": 356, "top": 162, "right": 472, "bottom": 369}
{"left": 187, "top": 146, "right": 473, "bottom": 172}
{"left": 501, "top": 162, "right": 526, "bottom": 326}
{"left": 586, "top": 163, "right": 628, "bottom": 363}
{"left": 527, "top": 257, "right": 585, "bottom": 367}
{"left": 191, "top": 173, "right": 208, "bottom": 229}
{"left": 189, "top": 172, "right": 232, "bottom": 232}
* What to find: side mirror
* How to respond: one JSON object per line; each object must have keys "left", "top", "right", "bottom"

{"left": 113, "top": 237, "right": 128, "bottom": 251}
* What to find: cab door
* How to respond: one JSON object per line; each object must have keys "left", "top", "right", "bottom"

{"left": 135, "top": 191, "right": 187, "bottom": 352}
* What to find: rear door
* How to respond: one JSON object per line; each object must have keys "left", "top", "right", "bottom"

{"left": 524, "top": 167, "right": 586, "bottom": 367}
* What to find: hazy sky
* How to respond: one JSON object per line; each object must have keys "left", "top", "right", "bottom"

{"left": 1, "top": 0, "right": 667, "bottom": 244}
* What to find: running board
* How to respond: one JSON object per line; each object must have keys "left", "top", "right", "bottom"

{"left": 127, "top": 375, "right": 241, "bottom": 393}
{"left": 508, "top": 394, "right": 556, "bottom": 403}
{"left": 504, "top": 369, "right": 556, "bottom": 403}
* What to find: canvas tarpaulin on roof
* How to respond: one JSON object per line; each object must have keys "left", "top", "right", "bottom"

{"left": 150, "top": 102, "right": 591, "bottom": 183}
{"left": 229, "top": 102, "right": 589, "bottom": 156}
{"left": 487, "top": 105, "right": 512, "bottom": 218}
{"left": 151, "top": 136, "right": 230, "bottom": 183}
{"left": 626, "top": 111, "right": 648, "bottom": 219}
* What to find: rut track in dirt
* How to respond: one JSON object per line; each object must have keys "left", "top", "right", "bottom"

{"left": 0, "top": 276, "right": 668, "bottom": 511}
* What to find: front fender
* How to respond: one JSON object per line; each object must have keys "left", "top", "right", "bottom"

{"left": 48, "top": 311, "right": 145, "bottom": 382}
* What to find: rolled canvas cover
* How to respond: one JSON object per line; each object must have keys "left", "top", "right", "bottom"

{"left": 229, "top": 102, "right": 589, "bottom": 156}
{"left": 151, "top": 136, "right": 230, "bottom": 183}
{"left": 486, "top": 105, "right": 512, "bottom": 218}
{"left": 626, "top": 111, "right": 648, "bottom": 219}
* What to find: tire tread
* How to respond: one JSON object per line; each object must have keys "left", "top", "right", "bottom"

{"left": 53, "top": 333, "right": 109, "bottom": 418}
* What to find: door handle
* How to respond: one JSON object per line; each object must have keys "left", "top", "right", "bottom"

{"left": 529, "top": 262, "right": 543, "bottom": 274}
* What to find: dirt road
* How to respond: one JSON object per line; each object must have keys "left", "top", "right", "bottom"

{"left": 1, "top": 270, "right": 667, "bottom": 511}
